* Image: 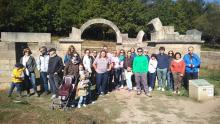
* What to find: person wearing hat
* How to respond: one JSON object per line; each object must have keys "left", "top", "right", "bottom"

{"left": 47, "top": 48, "right": 64, "bottom": 99}
{"left": 8, "top": 63, "right": 25, "bottom": 97}
{"left": 37, "top": 46, "right": 50, "bottom": 96}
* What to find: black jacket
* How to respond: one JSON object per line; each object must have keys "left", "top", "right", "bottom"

{"left": 20, "top": 56, "right": 36, "bottom": 73}
{"left": 48, "top": 55, "right": 64, "bottom": 74}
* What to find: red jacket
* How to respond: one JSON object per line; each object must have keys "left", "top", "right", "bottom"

{"left": 170, "top": 59, "right": 185, "bottom": 74}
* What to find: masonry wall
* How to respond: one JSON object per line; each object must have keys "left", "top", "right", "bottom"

{"left": 200, "top": 51, "right": 220, "bottom": 70}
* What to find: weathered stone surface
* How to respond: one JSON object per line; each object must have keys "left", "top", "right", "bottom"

{"left": 1, "top": 32, "right": 51, "bottom": 42}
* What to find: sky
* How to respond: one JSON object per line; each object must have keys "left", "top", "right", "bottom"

{"left": 204, "top": 0, "right": 220, "bottom": 3}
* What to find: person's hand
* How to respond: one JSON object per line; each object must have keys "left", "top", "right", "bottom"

{"left": 54, "top": 72, "right": 58, "bottom": 75}
{"left": 107, "top": 68, "right": 111, "bottom": 71}
{"left": 180, "top": 74, "right": 184, "bottom": 77}
{"left": 47, "top": 75, "right": 49, "bottom": 78}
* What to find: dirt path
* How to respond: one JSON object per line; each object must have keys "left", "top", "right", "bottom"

{"left": 113, "top": 89, "right": 220, "bottom": 124}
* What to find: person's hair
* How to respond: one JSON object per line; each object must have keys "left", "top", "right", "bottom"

{"left": 130, "top": 47, "right": 135, "bottom": 52}
{"left": 137, "top": 47, "right": 143, "bottom": 52}
{"left": 159, "top": 47, "right": 165, "bottom": 51}
{"left": 126, "top": 50, "right": 132, "bottom": 58}
{"left": 66, "top": 45, "right": 75, "bottom": 55}
{"left": 23, "top": 47, "right": 32, "bottom": 55}
{"left": 174, "top": 52, "right": 182, "bottom": 59}
{"left": 99, "top": 50, "right": 107, "bottom": 58}
{"left": 79, "top": 63, "right": 85, "bottom": 70}
{"left": 188, "top": 46, "right": 194, "bottom": 50}
{"left": 120, "top": 49, "right": 125, "bottom": 54}
{"left": 151, "top": 54, "right": 157, "bottom": 58}
{"left": 103, "top": 45, "right": 107, "bottom": 48}
{"left": 39, "top": 46, "right": 47, "bottom": 51}
{"left": 168, "top": 50, "right": 174, "bottom": 57}
{"left": 84, "top": 48, "right": 90, "bottom": 54}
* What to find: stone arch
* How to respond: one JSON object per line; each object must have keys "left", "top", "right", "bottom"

{"left": 80, "top": 18, "right": 122, "bottom": 44}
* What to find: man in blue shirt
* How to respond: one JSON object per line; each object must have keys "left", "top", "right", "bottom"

{"left": 183, "top": 46, "right": 201, "bottom": 89}
{"left": 156, "top": 47, "right": 169, "bottom": 91}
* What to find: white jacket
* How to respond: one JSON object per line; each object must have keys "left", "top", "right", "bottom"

{"left": 148, "top": 59, "right": 158, "bottom": 73}
{"left": 82, "top": 55, "right": 92, "bottom": 73}
{"left": 37, "top": 54, "right": 49, "bottom": 72}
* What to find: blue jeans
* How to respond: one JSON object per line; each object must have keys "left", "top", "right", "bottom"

{"left": 157, "top": 68, "right": 167, "bottom": 88}
{"left": 78, "top": 96, "right": 86, "bottom": 105}
{"left": 48, "top": 74, "right": 61, "bottom": 95}
{"left": 8, "top": 83, "right": 22, "bottom": 95}
{"left": 24, "top": 72, "right": 37, "bottom": 93}
{"left": 113, "top": 68, "right": 122, "bottom": 88}
{"left": 96, "top": 72, "right": 108, "bottom": 94}
{"left": 40, "top": 72, "right": 49, "bottom": 92}
{"left": 149, "top": 72, "right": 156, "bottom": 89}
{"left": 167, "top": 71, "right": 174, "bottom": 91}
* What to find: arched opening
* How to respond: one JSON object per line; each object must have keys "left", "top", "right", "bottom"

{"left": 81, "top": 24, "right": 116, "bottom": 42}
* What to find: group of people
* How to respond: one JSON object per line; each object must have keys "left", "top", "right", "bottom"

{"left": 8, "top": 44, "right": 201, "bottom": 108}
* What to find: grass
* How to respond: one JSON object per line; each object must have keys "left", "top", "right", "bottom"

{"left": 199, "top": 68, "right": 220, "bottom": 96}
{"left": 201, "top": 44, "right": 220, "bottom": 51}
{"left": 0, "top": 93, "right": 121, "bottom": 124}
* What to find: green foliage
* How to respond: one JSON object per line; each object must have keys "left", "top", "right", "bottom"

{"left": 0, "top": 0, "right": 219, "bottom": 43}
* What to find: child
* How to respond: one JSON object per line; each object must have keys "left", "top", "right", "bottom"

{"left": 148, "top": 54, "right": 158, "bottom": 92}
{"left": 77, "top": 74, "right": 89, "bottom": 108}
{"left": 8, "top": 63, "right": 25, "bottom": 97}
{"left": 125, "top": 67, "right": 133, "bottom": 91}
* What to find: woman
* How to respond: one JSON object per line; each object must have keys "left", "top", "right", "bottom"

{"left": 130, "top": 47, "right": 137, "bottom": 60}
{"left": 64, "top": 45, "right": 80, "bottom": 65}
{"left": 170, "top": 52, "right": 185, "bottom": 94}
{"left": 111, "top": 50, "right": 121, "bottom": 90}
{"left": 167, "top": 50, "right": 174, "bottom": 91}
{"left": 118, "top": 49, "right": 126, "bottom": 89}
{"left": 124, "top": 50, "right": 133, "bottom": 91}
{"left": 20, "top": 47, "right": 37, "bottom": 96}
{"left": 93, "top": 50, "right": 111, "bottom": 96}
{"left": 148, "top": 54, "right": 158, "bottom": 92}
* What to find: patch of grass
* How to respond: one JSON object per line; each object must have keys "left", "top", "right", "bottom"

{"left": 199, "top": 68, "right": 220, "bottom": 96}
{"left": 0, "top": 91, "right": 121, "bottom": 124}
{"left": 201, "top": 44, "right": 220, "bottom": 51}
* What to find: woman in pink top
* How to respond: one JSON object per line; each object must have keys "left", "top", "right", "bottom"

{"left": 170, "top": 52, "right": 185, "bottom": 94}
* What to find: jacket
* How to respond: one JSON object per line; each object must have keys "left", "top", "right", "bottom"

{"left": 37, "top": 54, "right": 49, "bottom": 72}
{"left": 63, "top": 61, "right": 79, "bottom": 77}
{"left": 133, "top": 55, "right": 149, "bottom": 73}
{"left": 48, "top": 55, "right": 64, "bottom": 74}
{"left": 183, "top": 53, "right": 201, "bottom": 73}
{"left": 20, "top": 56, "right": 36, "bottom": 73}
{"left": 76, "top": 79, "right": 89, "bottom": 97}
{"left": 12, "top": 68, "right": 25, "bottom": 83}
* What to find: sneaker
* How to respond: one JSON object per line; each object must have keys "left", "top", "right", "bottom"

{"left": 50, "top": 94, "right": 56, "bottom": 99}
{"left": 71, "top": 105, "right": 75, "bottom": 108}
{"left": 100, "top": 92, "right": 104, "bottom": 96}
{"left": 83, "top": 104, "right": 87, "bottom": 107}
{"left": 137, "top": 91, "right": 141, "bottom": 95}
{"left": 92, "top": 101, "right": 95, "bottom": 104}
{"left": 34, "top": 93, "right": 39, "bottom": 97}
{"left": 149, "top": 87, "right": 152, "bottom": 92}
{"left": 77, "top": 105, "right": 81, "bottom": 108}
{"left": 146, "top": 93, "right": 152, "bottom": 97}
{"left": 157, "top": 87, "right": 161, "bottom": 91}
{"left": 162, "top": 88, "right": 165, "bottom": 92}
{"left": 120, "top": 85, "right": 124, "bottom": 89}
{"left": 177, "top": 91, "right": 180, "bottom": 95}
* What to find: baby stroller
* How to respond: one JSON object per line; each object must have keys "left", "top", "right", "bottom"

{"left": 51, "top": 75, "right": 76, "bottom": 111}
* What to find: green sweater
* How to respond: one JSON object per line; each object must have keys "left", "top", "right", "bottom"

{"left": 133, "top": 55, "right": 149, "bottom": 73}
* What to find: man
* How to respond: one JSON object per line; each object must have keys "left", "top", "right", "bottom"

{"left": 156, "top": 47, "right": 169, "bottom": 91}
{"left": 183, "top": 46, "right": 201, "bottom": 89}
{"left": 47, "top": 48, "right": 64, "bottom": 99}
{"left": 37, "top": 46, "right": 50, "bottom": 96}
{"left": 133, "top": 48, "right": 151, "bottom": 97}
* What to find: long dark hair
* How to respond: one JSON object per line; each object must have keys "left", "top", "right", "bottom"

{"left": 99, "top": 50, "right": 107, "bottom": 59}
